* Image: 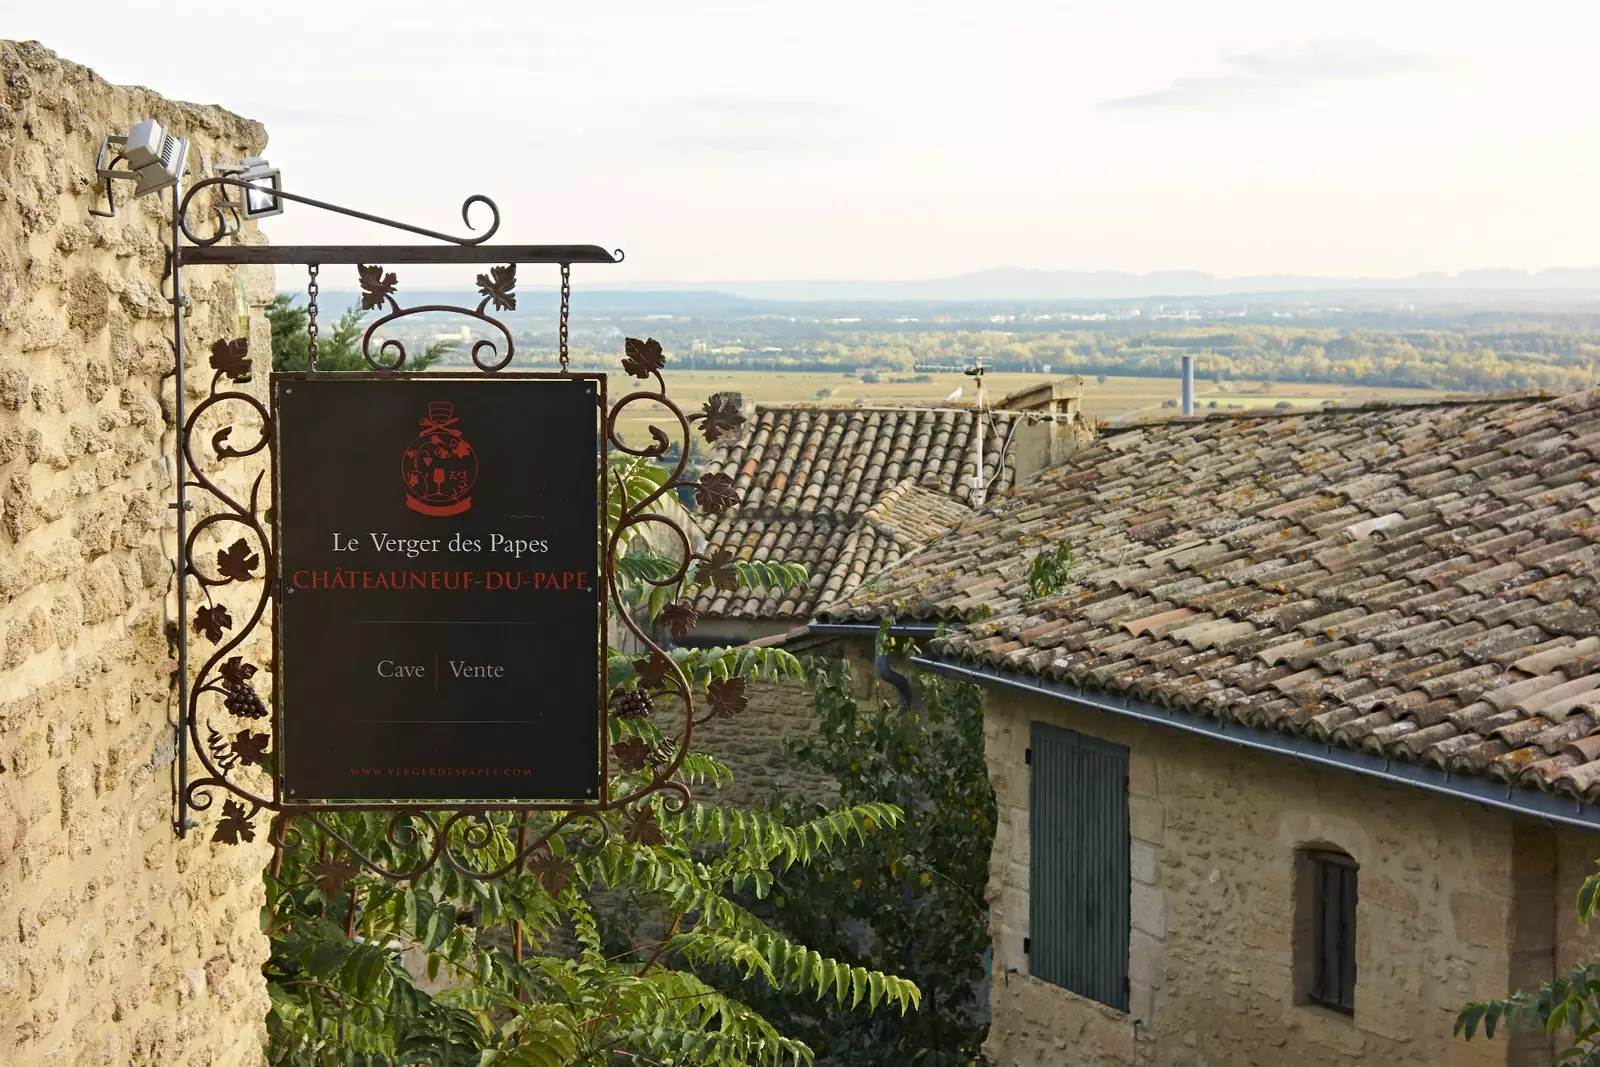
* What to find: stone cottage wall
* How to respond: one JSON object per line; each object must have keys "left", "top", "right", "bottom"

{"left": 687, "top": 638, "right": 880, "bottom": 809}
{"left": 0, "top": 41, "right": 274, "bottom": 1066}
{"left": 984, "top": 686, "right": 1600, "bottom": 1067}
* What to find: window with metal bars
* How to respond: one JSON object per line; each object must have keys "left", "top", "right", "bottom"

{"left": 1306, "top": 850, "right": 1358, "bottom": 1014}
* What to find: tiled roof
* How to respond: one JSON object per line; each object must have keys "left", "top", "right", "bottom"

{"left": 821, "top": 392, "right": 1600, "bottom": 805}
{"left": 694, "top": 405, "right": 1008, "bottom": 619}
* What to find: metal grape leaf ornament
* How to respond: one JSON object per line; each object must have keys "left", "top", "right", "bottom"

{"left": 230, "top": 730, "right": 270, "bottom": 767}
{"left": 699, "top": 392, "right": 746, "bottom": 443}
{"left": 220, "top": 656, "right": 258, "bottom": 689}
{"left": 209, "top": 337, "right": 251, "bottom": 382}
{"left": 357, "top": 263, "right": 398, "bottom": 310}
{"left": 216, "top": 538, "right": 259, "bottom": 582}
{"left": 622, "top": 337, "right": 666, "bottom": 379}
{"left": 475, "top": 264, "right": 517, "bottom": 311}
{"left": 213, "top": 799, "right": 255, "bottom": 844}
{"left": 633, "top": 652, "right": 673, "bottom": 691}
{"left": 526, "top": 849, "right": 572, "bottom": 896}
{"left": 613, "top": 738, "right": 651, "bottom": 772}
{"left": 193, "top": 604, "right": 233, "bottom": 644}
{"left": 308, "top": 858, "right": 359, "bottom": 897}
{"left": 696, "top": 547, "right": 739, "bottom": 592}
{"left": 658, "top": 602, "right": 699, "bottom": 640}
{"left": 693, "top": 473, "right": 739, "bottom": 515}
{"left": 624, "top": 807, "right": 665, "bottom": 847}
{"left": 707, "top": 677, "right": 748, "bottom": 718}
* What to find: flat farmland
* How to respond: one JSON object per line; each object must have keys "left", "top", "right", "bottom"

{"left": 602, "top": 370, "right": 1454, "bottom": 447}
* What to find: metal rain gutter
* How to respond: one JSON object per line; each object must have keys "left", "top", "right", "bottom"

{"left": 914, "top": 655, "right": 1600, "bottom": 835}
{"left": 809, "top": 622, "right": 946, "bottom": 639}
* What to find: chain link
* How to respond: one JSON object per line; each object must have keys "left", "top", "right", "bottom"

{"left": 306, "top": 264, "right": 321, "bottom": 371}
{"left": 558, "top": 262, "right": 571, "bottom": 373}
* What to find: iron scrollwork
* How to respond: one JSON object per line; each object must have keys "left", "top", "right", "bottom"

{"left": 350, "top": 261, "right": 519, "bottom": 372}
{"left": 178, "top": 324, "right": 749, "bottom": 878}
{"left": 177, "top": 175, "right": 501, "bottom": 248}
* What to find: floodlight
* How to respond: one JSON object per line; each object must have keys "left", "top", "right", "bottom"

{"left": 219, "top": 156, "right": 284, "bottom": 219}
{"left": 120, "top": 119, "right": 188, "bottom": 197}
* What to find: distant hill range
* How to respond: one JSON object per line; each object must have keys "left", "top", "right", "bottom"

{"left": 601, "top": 267, "right": 1600, "bottom": 303}
{"left": 298, "top": 267, "right": 1600, "bottom": 312}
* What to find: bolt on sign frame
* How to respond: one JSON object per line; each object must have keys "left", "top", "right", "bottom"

{"left": 168, "top": 176, "right": 747, "bottom": 880}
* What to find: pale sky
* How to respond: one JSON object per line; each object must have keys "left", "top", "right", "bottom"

{"left": 12, "top": 1, "right": 1600, "bottom": 288}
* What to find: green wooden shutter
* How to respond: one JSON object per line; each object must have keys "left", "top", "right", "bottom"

{"left": 1029, "top": 721, "right": 1130, "bottom": 1011}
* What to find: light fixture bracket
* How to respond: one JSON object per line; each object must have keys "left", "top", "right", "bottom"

{"left": 88, "top": 119, "right": 189, "bottom": 218}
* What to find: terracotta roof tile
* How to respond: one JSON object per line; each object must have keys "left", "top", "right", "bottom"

{"left": 695, "top": 405, "right": 1009, "bottom": 619}
{"left": 820, "top": 391, "right": 1600, "bottom": 805}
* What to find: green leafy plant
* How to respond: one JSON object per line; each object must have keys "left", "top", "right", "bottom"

{"left": 264, "top": 451, "right": 918, "bottom": 1066}
{"left": 266, "top": 295, "right": 456, "bottom": 373}
{"left": 1026, "top": 541, "right": 1075, "bottom": 599}
{"left": 707, "top": 660, "right": 996, "bottom": 1066}
{"left": 1457, "top": 865, "right": 1600, "bottom": 1062}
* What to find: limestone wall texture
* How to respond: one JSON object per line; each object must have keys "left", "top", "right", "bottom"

{"left": 687, "top": 641, "right": 880, "bottom": 809}
{"left": 0, "top": 40, "right": 274, "bottom": 1066}
{"left": 985, "top": 687, "right": 1600, "bottom": 1067}
{"left": 689, "top": 676, "right": 839, "bottom": 808}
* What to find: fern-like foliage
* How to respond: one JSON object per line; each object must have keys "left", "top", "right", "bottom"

{"left": 705, "top": 661, "right": 995, "bottom": 1066}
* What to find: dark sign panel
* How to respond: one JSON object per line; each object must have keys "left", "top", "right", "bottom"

{"left": 274, "top": 376, "right": 601, "bottom": 802}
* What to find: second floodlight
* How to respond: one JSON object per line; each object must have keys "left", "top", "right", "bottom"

{"left": 218, "top": 156, "right": 284, "bottom": 219}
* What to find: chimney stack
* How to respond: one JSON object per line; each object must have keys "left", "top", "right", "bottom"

{"left": 1181, "top": 355, "right": 1194, "bottom": 416}
{"left": 998, "top": 378, "right": 1097, "bottom": 484}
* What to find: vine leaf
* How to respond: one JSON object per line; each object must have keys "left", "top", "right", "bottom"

{"left": 220, "top": 656, "right": 258, "bottom": 690}
{"left": 216, "top": 538, "right": 259, "bottom": 582}
{"left": 633, "top": 652, "right": 673, "bottom": 691}
{"left": 622, "top": 337, "right": 666, "bottom": 379}
{"left": 230, "top": 730, "right": 271, "bottom": 767}
{"left": 700, "top": 393, "right": 746, "bottom": 444}
{"left": 707, "top": 677, "right": 748, "bottom": 718}
{"left": 475, "top": 264, "right": 517, "bottom": 311}
{"left": 357, "top": 263, "right": 398, "bottom": 310}
{"left": 658, "top": 602, "right": 699, "bottom": 639}
{"left": 624, "top": 807, "right": 665, "bottom": 848}
{"left": 613, "top": 737, "right": 651, "bottom": 772}
{"left": 308, "top": 858, "right": 359, "bottom": 897}
{"left": 695, "top": 548, "right": 738, "bottom": 592}
{"left": 693, "top": 473, "right": 740, "bottom": 515}
{"left": 209, "top": 338, "right": 251, "bottom": 382}
{"left": 526, "top": 849, "right": 571, "bottom": 897}
{"left": 194, "top": 604, "right": 233, "bottom": 644}
{"left": 213, "top": 799, "right": 255, "bottom": 845}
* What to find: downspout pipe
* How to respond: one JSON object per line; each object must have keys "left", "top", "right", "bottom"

{"left": 806, "top": 622, "right": 937, "bottom": 710}
{"left": 876, "top": 650, "right": 918, "bottom": 711}
{"left": 914, "top": 655, "right": 1600, "bottom": 835}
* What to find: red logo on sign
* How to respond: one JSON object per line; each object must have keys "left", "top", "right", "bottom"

{"left": 402, "top": 402, "right": 477, "bottom": 517}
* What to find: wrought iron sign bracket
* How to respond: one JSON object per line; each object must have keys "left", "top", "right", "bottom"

{"left": 160, "top": 174, "right": 748, "bottom": 882}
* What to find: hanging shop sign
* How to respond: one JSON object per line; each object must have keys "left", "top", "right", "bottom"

{"left": 273, "top": 375, "right": 603, "bottom": 802}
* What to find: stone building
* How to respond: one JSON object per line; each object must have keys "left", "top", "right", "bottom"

{"left": 683, "top": 390, "right": 1093, "bottom": 805}
{"left": 688, "top": 402, "right": 1008, "bottom": 644}
{"left": 691, "top": 384, "right": 1096, "bottom": 644}
{"left": 0, "top": 41, "right": 275, "bottom": 1065}
{"left": 679, "top": 387, "right": 1095, "bottom": 799}
{"left": 818, "top": 395, "right": 1600, "bottom": 1065}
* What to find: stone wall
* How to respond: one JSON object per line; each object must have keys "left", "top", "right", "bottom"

{"left": 687, "top": 638, "right": 880, "bottom": 809}
{"left": 984, "top": 687, "right": 1600, "bottom": 1067}
{"left": 0, "top": 41, "right": 274, "bottom": 1066}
